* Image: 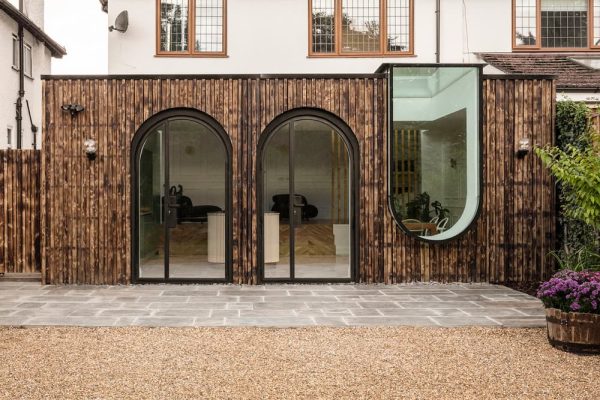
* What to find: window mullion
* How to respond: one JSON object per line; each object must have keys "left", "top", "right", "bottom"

{"left": 189, "top": 0, "right": 194, "bottom": 54}
{"left": 381, "top": 0, "right": 387, "bottom": 54}
{"left": 536, "top": 0, "right": 542, "bottom": 49}
{"left": 336, "top": 0, "right": 342, "bottom": 55}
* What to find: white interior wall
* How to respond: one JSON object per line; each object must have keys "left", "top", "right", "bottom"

{"left": 169, "top": 123, "right": 227, "bottom": 209}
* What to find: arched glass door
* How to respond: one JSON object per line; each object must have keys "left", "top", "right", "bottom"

{"left": 135, "top": 116, "right": 230, "bottom": 282}
{"left": 261, "top": 117, "right": 354, "bottom": 281}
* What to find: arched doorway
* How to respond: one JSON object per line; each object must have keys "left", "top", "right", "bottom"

{"left": 258, "top": 110, "right": 358, "bottom": 282}
{"left": 132, "top": 109, "right": 232, "bottom": 282}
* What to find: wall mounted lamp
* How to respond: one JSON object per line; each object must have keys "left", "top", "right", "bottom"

{"left": 517, "top": 138, "right": 531, "bottom": 158}
{"left": 84, "top": 139, "right": 97, "bottom": 160}
{"left": 61, "top": 104, "right": 85, "bottom": 117}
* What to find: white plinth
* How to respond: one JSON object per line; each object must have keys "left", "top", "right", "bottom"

{"left": 333, "top": 224, "right": 350, "bottom": 256}
{"left": 208, "top": 212, "right": 226, "bottom": 263}
{"left": 264, "top": 212, "right": 280, "bottom": 263}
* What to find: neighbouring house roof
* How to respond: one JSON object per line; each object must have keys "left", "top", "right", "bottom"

{"left": 478, "top": 53, "right": 600, "bottom": 91}
{"left": 100, "top": 0, "right": 108, "bottom": 13}
{"left": 0, "top": 0, "right": 66, "bottom": 58}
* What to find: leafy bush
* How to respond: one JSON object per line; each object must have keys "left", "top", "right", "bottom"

{"left": 537, "top": 270, "right": 600, "bottom": 314}
{"left": 536, "top": 100, "right": 600, "bottom": 271}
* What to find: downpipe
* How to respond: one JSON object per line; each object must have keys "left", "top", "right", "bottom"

{"left": 15, "top": 0, "right": 25, "bottom": 149}
{"left": 436, "top": 0, "right": 441, "bottom": 63}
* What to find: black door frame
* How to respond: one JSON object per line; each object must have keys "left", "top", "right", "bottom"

{"left": 257, "top": 108, "right": 360, "bottom": 283}
{"left": 131, "top": 108, "right": 233, "bottom": 284}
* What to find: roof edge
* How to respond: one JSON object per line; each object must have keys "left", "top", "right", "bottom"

{"left": 0, "top": 0, "right": 66, "bottom": 58}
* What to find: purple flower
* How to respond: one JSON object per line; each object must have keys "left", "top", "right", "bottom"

{"left": 537, "top": 270, "right": 600, "bottom": 315}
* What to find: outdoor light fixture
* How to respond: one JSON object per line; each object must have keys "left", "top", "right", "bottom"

{"left": 517, "top": 138, "right": 531, "bottom": 158}
{"left": 61, "top": 104, "right": 85, "bottom": 117}
{"left": 84, "top": 139, "right": 97, "bottom": 160}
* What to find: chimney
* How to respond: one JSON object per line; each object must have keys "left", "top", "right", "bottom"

{"left": 21, "top": 0, "right": 44, "bottom": 29}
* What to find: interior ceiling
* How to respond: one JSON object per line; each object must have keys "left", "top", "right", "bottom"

{"left": 392, "top": 68, "right": 473, "bottom": 98}
{"left": 393, "top": 109, "right": 467, "bottom": 135}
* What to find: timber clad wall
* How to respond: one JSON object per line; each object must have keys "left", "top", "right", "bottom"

{"left": 0, "top": 150, "right": 41, "bottom": 274}
{"left": 41, "top": 76, "right": 556, "bottom": 285}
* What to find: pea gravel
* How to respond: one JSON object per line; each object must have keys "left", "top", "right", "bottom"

{"left": 0, "top": 327, "right": 597, "bottom": 399}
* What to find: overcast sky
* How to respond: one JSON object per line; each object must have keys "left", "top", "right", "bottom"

{"left": 7, "top": 0, "right": 108, "bottom": 74}
{"left": 45, "top": 0, "right": 108, "bottom": 74}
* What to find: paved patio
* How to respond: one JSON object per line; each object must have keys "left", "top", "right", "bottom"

{"left": 0, "top": 282, "right": 545, "bottom": 327}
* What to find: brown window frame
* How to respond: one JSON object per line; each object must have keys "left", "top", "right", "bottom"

{"left": 308, "top": 0, "right": 415, "bottom": 58}
{"left": 155, "top": 0, "right": 228, "bottom": 58}
{"left": 512, "top": 0, "right": 600, "bottom": 51}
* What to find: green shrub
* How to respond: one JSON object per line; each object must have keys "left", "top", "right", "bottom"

{"left": 536, "top": 100, "right": 600, "bottom": 271}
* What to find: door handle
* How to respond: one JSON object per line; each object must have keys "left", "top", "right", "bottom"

{"left": 167, "top": 195, "right": 179, "bottom": 228}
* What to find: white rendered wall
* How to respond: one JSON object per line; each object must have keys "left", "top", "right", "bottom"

{"left": 107, "top": 0, "right": 511, "bottom": 74}
{"left": 0, "top": 8, "right": 51, "bottom": 150}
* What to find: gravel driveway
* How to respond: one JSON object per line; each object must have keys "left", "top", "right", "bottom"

{"left": 0, "top": 326, "right": 598, "bottom": 399}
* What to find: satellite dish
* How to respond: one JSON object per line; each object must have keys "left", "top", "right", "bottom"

{"left": 109, "top": 11, "right": 129, "bottom": 33}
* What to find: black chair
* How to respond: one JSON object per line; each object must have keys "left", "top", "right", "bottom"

{"left": 166, "top": 185, "right": 223, "bottom": 223}
{"left": 271, "top": 194, "right": 318, "bottom": 221}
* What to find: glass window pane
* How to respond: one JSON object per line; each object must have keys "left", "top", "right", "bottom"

{"left": 342, "top": 0, "right": 381, "bottom": 53}
{"left": 138, "top": 126, "right": 165, "bottom": 278}
{"left": 312, "top": 0, "right": 336, "bottom": 53}
{"left": 387, "top": 0, "right": 410, "bottom": 52}
{"left": 167, "top": 119, "right": 227, "bottom": 279}
{"left": 390, "top": 66, "right": 480, "bottom": 241}
{"left": 541, "top": 0, "right": 588, "bottom": 48}
{"left": 24, "top": 46, "right": 32, "bottom": 76}
{"left": 12, "top": 37, "right": 18, "bottom": 68}
{"left": 293, "top": 120, "right": 351, "bottom": 279}
{"left": 263, "top": 124, "right": 291, "bottom": 279}
{"left": 594, "top": 0, "right": 600, "bottom": 46}
{"left": 515, "top": 0, "right": 538, "bottom": 46}
{"left": 195, "top": 0, "right": 224, "bottom": 52}
{"left": 160, "top": 0, "right": 189, "bottom": 52}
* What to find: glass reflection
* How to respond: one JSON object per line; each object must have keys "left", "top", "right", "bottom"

{"left": 391, "top": 66, "right": 479, "bottom": 240}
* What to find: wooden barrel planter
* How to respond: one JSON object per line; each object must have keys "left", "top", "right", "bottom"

{"left": 545, "top": 308, "right": 600, "bottom": 354}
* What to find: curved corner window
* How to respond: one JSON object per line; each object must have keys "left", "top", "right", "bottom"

{"left": 390, "top": 66, "right": 481, "bottom": 241}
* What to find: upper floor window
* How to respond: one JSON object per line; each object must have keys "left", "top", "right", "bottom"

{"left": 12, "top": 36, "right": 33, "bottom": 78}
{"left": 514, "top": 0, "right": 600, "bottom": 49}
{"left": 157, "top": 0, "right": 227, "bottom": 56}
{"left": 310, "top": 0, "right": 413, "bottom": 56}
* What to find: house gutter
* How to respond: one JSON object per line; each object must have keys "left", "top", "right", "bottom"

{"left": 435, "top": 0, "right": 441, "bottom": 63}
{"left": 15, "top": 0, "right": 24, "bottom": 149}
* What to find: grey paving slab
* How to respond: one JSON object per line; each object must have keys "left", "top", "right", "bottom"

{"left": 224, "top": 317, "right": 315, "bottom": 327}
{"left": 431, "top": 317, "right": 501, "bottom": 327}
{"left": 134, "top": 317, "right": 196, "bottom": 327}
{"left": 0, "top": 282, "right": 545, "bottom": 328}
{"left": 358, "top": 301, "right": 401, "bottom": 309}
{"left": 312, "top": 317, "right": 348, "bottom": 326}
{"left": 349, "top": 308, "right": 383, "bottom": 316}
{"left": 344, "top": 316, "right": 438, "bottom": 327}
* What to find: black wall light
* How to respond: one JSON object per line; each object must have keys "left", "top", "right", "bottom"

{"left": 517, "top": 138, "right": 531, "bottom": 159}
{"left": 61, "top": 104, "right": 85, "bottom": 117}
{"left": 84, "top": 139, "right": 97, "bottom": 160}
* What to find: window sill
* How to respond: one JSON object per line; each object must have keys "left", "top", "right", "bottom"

{"left": 512, "top": 47, "right": 600, "bottom": 53}
{"left": 307, "top": 53, "right": 416, "bottom": 59}
{"left": 154, "top": 53, "right": 229, "bottom": 58}
{"left": 11, "top": 66, "right": 34, "bottom": 80}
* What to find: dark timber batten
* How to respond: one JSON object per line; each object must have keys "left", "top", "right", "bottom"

{"left": 41, "top": 76, "right": 556, "bottom": 285}
{"left": 0, "top": 150, "right": 41, "bottom": 274}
